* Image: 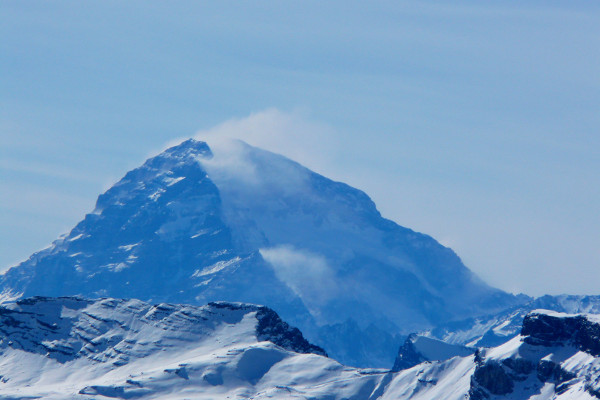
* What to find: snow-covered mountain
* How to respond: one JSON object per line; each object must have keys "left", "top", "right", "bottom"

{"left": 1, "top": 297, "right": 600, "bottom": 399}
{"left": 0, "top": 296, "right": 328, "bottom": 399}
{"left": 423, "top": 295, "right": 600, "bottom": 349}
{"left": 467, "top": 309, "right": 600, "bottom": 399}
{"left": 392, "top": 334, "right": 475, "bottom": 371}
{"left": 0, "top": 138, "right": 524, "bottom": 367}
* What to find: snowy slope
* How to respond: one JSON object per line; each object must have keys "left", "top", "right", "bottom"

{"left": 393, "top": 334, "right": 474, "bottom": 371}
{"left": 424, "top": 295, "right": 600, "bottom": 349}
{"left": 0, "top": 297, "right": 329, "bottom": 399}
{"left": 1, "top": 297, "right": 599, "bottom": 400}
{"left": 0, "top": 138, "right": 524, "bottom": 367}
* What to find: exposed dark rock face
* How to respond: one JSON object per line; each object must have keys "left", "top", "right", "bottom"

{"left": 468, "top": 385, "right": 490, "bottom": 400}
{"left": 392, "top": 334, "right": 427, "bottom": 371}
{"left": 502, "top": 357, "right": 534, "bottom": 376}
{"left": 471, "top": 361, "right": 514, "bottom": 396}
{"left": 424, "top": 295, "right": 600, "bottom": 352}
{"left": 585, "top": 384, "right": 600, "bottom": 399}
{"left": 209, "top": 302, "right": 327, "bottom": 357}
{"left": 467, "top": 312, "right": 600, "bottom": 399}
{"left": 536, "top": 360, "right": 575, "bottom": 383}
{"left": 392, "top": 333, "right": 474, "bottom": 372}
{"left": 522, "top": 312, "right": 600, "bottom": 356}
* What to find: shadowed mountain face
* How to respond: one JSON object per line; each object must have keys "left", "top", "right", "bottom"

{"left": 0, "top": 139, "right": 524, "bottom": 367}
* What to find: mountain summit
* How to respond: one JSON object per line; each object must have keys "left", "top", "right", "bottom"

{"left": 0, "top": 139, "right": 524, "bottom": 366}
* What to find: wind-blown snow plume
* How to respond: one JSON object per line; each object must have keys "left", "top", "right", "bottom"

{"left": 194, "top": 108, "right": 340, "bottom": 176}
{"left": 260, "top": 245, "right": 339, "bottom": 319}
{"left": 0, "top": 138, "right": 525, "bottom": 368}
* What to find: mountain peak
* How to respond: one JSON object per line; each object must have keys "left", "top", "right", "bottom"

{"left": 160, "top": 138, "right": 212, "bottom": 160}
{"left": 139, "top": 138, "right": 212, "bottom": 174}
{"left": 0, "top": 138, "right": 524, "bottom": 367}
{"left": 92, "top": 139, "right": 213, "bottom": 214}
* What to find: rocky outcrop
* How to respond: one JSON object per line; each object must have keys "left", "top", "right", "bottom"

{"left": 0, "top": 296, "right": 326, "bottom": 365}
{"left": 392, "top": 334, "right": 427, "bottom": 371}
{"left": 470, "top": 360, "right": 514, "bottom": 399}
{"left": 501, "top": 357, "right": 534, "bottom": 376}
{"left": 209, "top": 301, "right": 327, "bottom": 356}
{"left": 423, "top": 295, "right": 600, "bottom": 351}
{"left": 467, "top": 311, "right": 600, "bottom": 399}
{"left": 535, "top": 360, "right": 575, "bottom": 384}
{"left": 522, "top": 311, "right": 600, "bottom": 356}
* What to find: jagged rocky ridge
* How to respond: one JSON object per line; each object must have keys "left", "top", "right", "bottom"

{"left": 0, "top": 296, "right": 331, "bottom": 399}
{"left": 0, "top": 138, "right": 524, "bottom": 367}
{"left": 0, "top": 296, "right": 325, "bottom": 364}
{"left": 468, "top": 310, "right": 600, "bottom": 399}
{"left": 1, "top": 298, "right": 600, "bottom": 399}
{"left": 423, "top": 294, "right": 600, "bottom": 349}
{"left": 521, "top": 310, "right": 600, "bottom": 356}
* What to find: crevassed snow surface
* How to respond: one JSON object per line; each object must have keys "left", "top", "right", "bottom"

{"left": 0, "top": 139, "right": 524, "bottom": 367}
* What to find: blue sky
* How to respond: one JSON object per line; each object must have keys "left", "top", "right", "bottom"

{"left": 1, "top": 1, "right": 598, "bottom": 296}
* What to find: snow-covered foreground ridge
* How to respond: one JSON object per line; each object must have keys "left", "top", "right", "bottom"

{"left": 0, "top": 296, "right": 327, "bottom": 399}
{"left": 0, "top": 138, "right": 525, "bottom": 367}
{"left": 1, "top": 297, "right": 600, "bottom": 400}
